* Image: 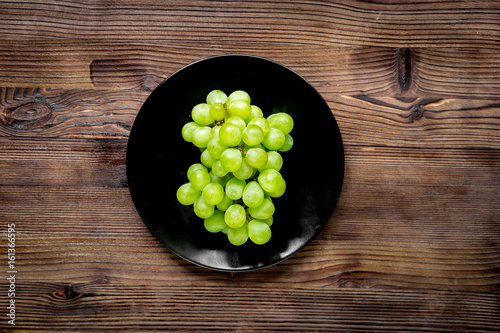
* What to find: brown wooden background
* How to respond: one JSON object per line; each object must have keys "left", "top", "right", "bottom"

{"left": 1, "top": 0, "right": 499, "bottom": 331}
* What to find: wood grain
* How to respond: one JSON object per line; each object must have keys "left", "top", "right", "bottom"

{"left": 2, "top": 42, "right": 500, "bottom": 99}
{"left": 1, "top": 0, "right": 500, "bottom": 330}
{"left": 6, "top": 284, "right": 500, "bottom": 331}
{"left": 1, "top": 0, "right": 499, "bottom": 48}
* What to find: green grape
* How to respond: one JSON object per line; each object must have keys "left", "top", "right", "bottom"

{"left": 242, "top": 181, "right": 264, "bottom": 208}
{"left": 187, "top": 163, "right": 208, "bottom": 179}
{"left": 247, "top": 117, "right": 269, "bottom": 135}
{"left": 209, "top": 103, "right": 226, "bottom": 121}
{"left": 211, "top": 160, "right": 228, "bottom": 178}
{"left": 207, "top": 138, "right": 227, "bottom": 159}
{"left": 181, "top": 122, "right": 200, "bottom": 143}
{"left": 226, "top": 90, "right": 251, "bottom": 106}
{"left": 257, "top": 169, "right": 284, "bottom": 193}
{"left": 209, "top": 172, "right": 224, "bottom": 186}
{"left": 219, "top": 122, "right": 242, "bottom": 147}
{"left": 227, "top": 100, "right": 251, "bottom": 120}
{"left": 200, "top": 149, "right": 216, "bottom": 168}
{"left": 225, "top": 177, "right": 246, "bottom": 200}
{"left": 220, "top": 148, "right": 242, "bottom": 172}
{"left": 176, "top": 183, "right": 201, "bottom": 205}
{"left": 258, "top": 151, "right": 282, "bottom": 172}
{"left": 204, "top": 210, "right": 226, "bottom": 233}
{"left": 246, "top": 105, "right": 263, "bottom": 124}
{"left": 188, "top": 169, "right": 211, "bottom": 191}
{"left": 211, "top": 125, "right": 221, "bottom": 139}
{"left": 261, "top": 216, "right": 273, "bottom": 227}
{"left": 225, "top": 116, "right": 246, "bottom": 133}
{"left": 242, "top": 124, "right": 264, "bottom": 146}
{"left": 268, "top": 112, "right": 294, "bottom": 135}
{"left": 248, "top": 198, "right": 275, "bottom": 220}
{"left": 248, "top": 220, "right": 272, "bottom": 245}
{"left": 279, "top": 134, "right": 293, "bottom": 152}
{"left": 216, "top": 193, "right": 233, "bottom": 211}
{"left": 194, "top": 196, "right": 215, "bottom": 219}
{"left": 224, "top": 204, "right": 247, "bottom": 228}
{"left": 221, "top": 226, "right": 229, "bottom": 234}
{"left": 267, "top": 179, "right": 286, "bottom": 198}
{"left": 192, "top": 126, "right": 213, "bottom": 148}
{"left": 206, "top": 89, "right": 227, "bottom": 105}
{"left": 232, "top": 159, "right": 254, "bottom": 180}
{"left": 261, "top": 127, "right": 285, "bottom": 151}
{"left": 227, "top": 224, "right": 248, "bottom": 246}
{"left": 191, "top": 103, "right": 214, "bottom": 126}
{"left": 245, "top": 148, "right": 268, "bottom": 169}
{"left": 202, "top": 182, "right": 225, "bottom": 205}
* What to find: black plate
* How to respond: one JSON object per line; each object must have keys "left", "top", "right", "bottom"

{"left": 126, "top": 54, "right": 344, "bottom": 272}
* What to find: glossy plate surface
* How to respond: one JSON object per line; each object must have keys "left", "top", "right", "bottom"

{"left": 126, "top": 54, "right": 344, "bottom": 272}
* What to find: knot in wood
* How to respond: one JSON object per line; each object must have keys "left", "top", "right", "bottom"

{"left": 52, "top": 285, "right": 83, "bottom": 301}
{"left": 1, "top": 100, "right": 53, "bottom": 130}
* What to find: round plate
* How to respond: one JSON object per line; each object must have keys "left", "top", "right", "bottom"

{"left": 126, "top": 54, "right": 344, "bottom": 272}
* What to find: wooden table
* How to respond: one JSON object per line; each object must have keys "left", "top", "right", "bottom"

{"left": 1, "top": 1, "right": 499, "bottom": 331}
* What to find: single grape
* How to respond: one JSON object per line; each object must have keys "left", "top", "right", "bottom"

{"left": 181, "top": 122, "right": 200, "bottom": 143}
{"left": 246, "top": 105, "right": 263, "bottom": 124}
{"left": 242, "top": 124, "right": 264, "bottom": 146}
{"left": 261, "top": 127, "right": 285, "bottom": 151}
{"left": 220, "top": 148, "right": 242, "bottom": 172}
{"left": 226, "top": 90, "right": 251, "bottom": 106}
{"left": 187, "top": 163, "right": 208, "bottom": 179}
{"left": 216, "top": 193, "right": 233, "bottom": 211}
{"left": 227, "top": 100, "right": 251, "bottom": 120}
{"left": 245, "top": 148, "right": 268, "bottom": 169}
{"left": 247, "top": 117, "right": 269, "bottom": 136}
{"left": 257, "top": 169, "right": 284, "bottom": 193}
{"left": 193, "top": 196, "right": 214, "bottom": 219}
{"left": 248, "top": 198, "right": 275, "bottom": 220}
{"left": 191, "top": 103, "right": 214, "bottom": 126}
{"left": 232, "top": 159, "right": 254, "bottom": 180}
{"left": 268, "top": 112, "right": 294, "bottom": 135}
{"left": 209, "top": 103, "right": 226, "bottom": 121}
{"left": 279, "top": 134, "right": 293, "bottom": 152}
{"left": 176, "top": 183, "right": 201, "bottom": 205}
{"left": 258, "top": 151, "right": 283, "bottom": 172}
{"left": 188, "top": 169, "right": 211, "bottom": 191}
{"left": 200, "top": 149, "right": 216, "bottom": 168}
{"left": 201, "top": 182, "right": 225, "bottom": 205}
{"left": 227, "top": 224, "right": 249, "bottom": 246}
{"left": 192, "top": 126, "right": 213, "bottom": 148}
{"left": 224, "top": 204, "right": 247, "bottom": 228}
{"left": 261, "top": 216, "right": 273, "bottom": 227}
{"left": 242, "top": 181, "right": 265, "bottom": 208}
{"left": 211, "top": 125, "right": 221, "bottom": 139}
{"left": 219, "top": 122, "right": 242, "bottom": 147}
{"left": 211, "top": 160, "right": 229, "bottom": 177}
{"left": 207, "top": 138, "right": 227, "bottom": 159}
{"left": 225, "top": 116, "right": 246, "bottom": 133}
{"left": 267, "top": 179, "right": 286, "bottom": 198}
{"left": 206, "top": 89, "right": 227, "bottom": 105}
{"left": 204, "top": 210, "right": 226, "bottom": 233}
{"left": 225, "top": 177, "right": 246, "bottom": 200}
{"left": 209, "top": 172, "right": 224, "bottom": 186}
{"left": 248, "top": 220, "right": 272, "bottom": 245}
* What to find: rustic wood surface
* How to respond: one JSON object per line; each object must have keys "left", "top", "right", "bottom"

{"left": 1, "top": 0, "right": 499, "bottom": 331}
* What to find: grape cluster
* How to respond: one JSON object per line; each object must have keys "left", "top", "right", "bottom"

{"left": 176, "top": 89, "right": 294, "bottom": 246}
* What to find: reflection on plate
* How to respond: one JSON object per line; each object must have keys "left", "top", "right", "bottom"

{"left": 126, "top": 54, "right": 344, "bottom": 272}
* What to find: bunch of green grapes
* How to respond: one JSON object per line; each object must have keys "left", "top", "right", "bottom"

{"left": 176, "top": 89, "right": 294, "bottom": 246}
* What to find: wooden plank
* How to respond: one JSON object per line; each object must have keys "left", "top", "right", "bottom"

{"left": 3, "top": 284, "right": 499, "bottom": 331}
{"left": 0, "top": 138, "right": 128, "bottom": 186}
{"left": 2, "top": 90, "right": 500, "bottom": 150}
{"left": 1, "top": 0, "right": 499, "bottom": 48}
{"left": 1, "top": 42, "right": 500, "bottom": 99}
{"left": 2, "top": 42, "right": 500, "bottom": 97}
